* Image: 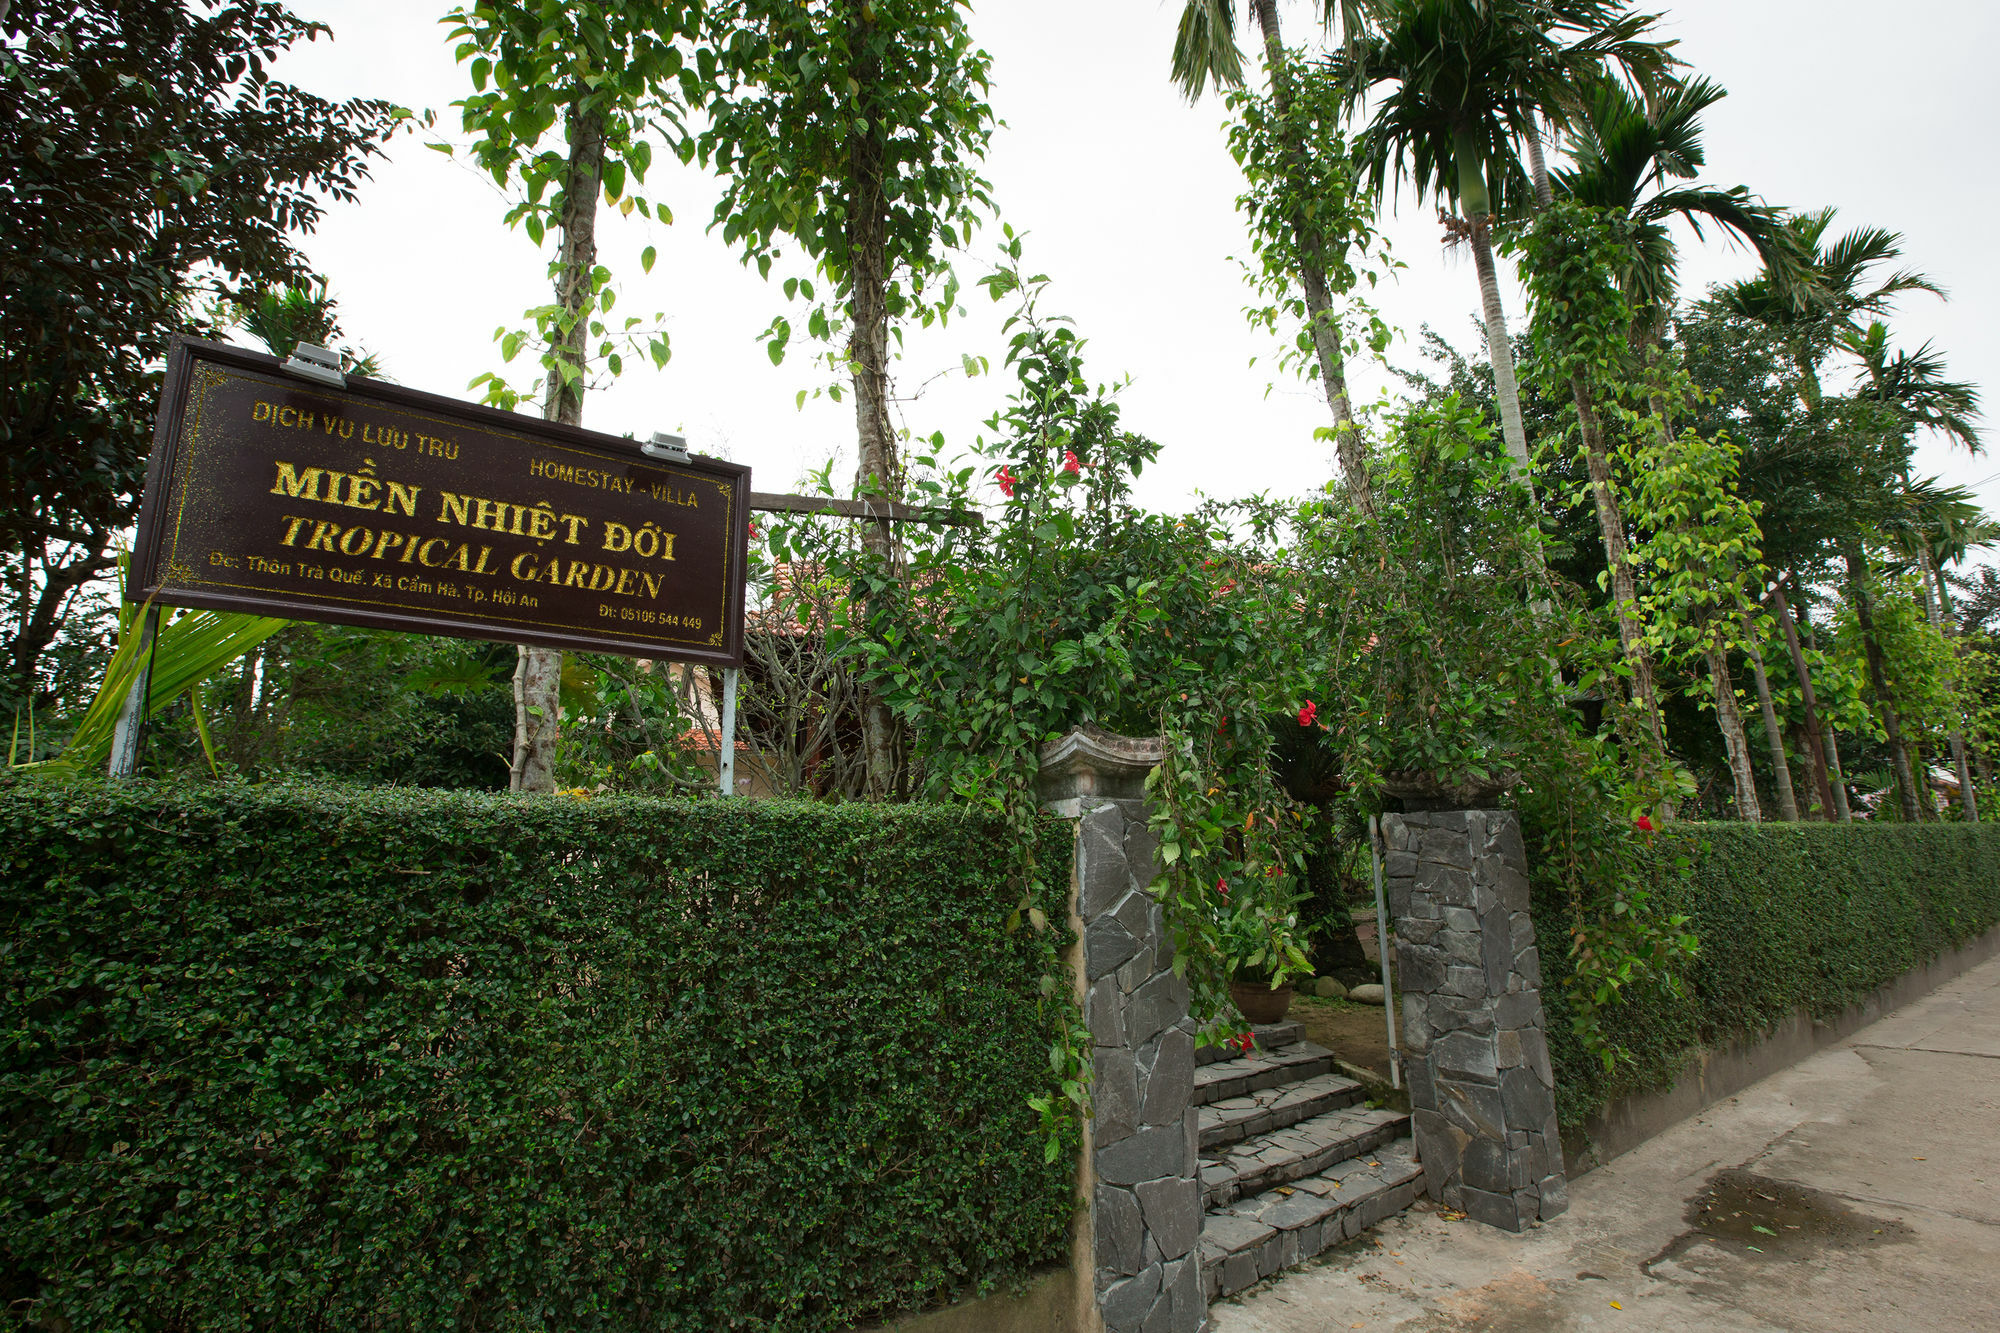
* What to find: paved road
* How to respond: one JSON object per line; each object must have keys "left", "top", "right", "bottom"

{"left": 1211, "top": 952, "right": 2000, "bottom": 1332}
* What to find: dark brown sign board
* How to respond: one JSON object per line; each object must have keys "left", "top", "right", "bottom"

{"left": 131, "top": 338, "right": 750, "bottom": 667}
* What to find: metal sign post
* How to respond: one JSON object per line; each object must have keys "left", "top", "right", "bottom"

{"left": 106, "top": 606, "right": 161, "bottom": 779}
{"left": 718, "top": 667, "right": 738, "bottom": 796}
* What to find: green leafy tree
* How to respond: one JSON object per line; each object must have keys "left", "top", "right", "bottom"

{"left": 1625, "top": 425, "right": 1772, "bottom": 819}
{"left": 1855, "top": 330, "right": 1987, "bottom": 816}
{"left": 1514, "top": 203, "right": 1672, "bottom": 760}
{"left": 444, "top": 0, "right": 701, "bottom": 792}
{"left": 0, "top": 0, "right": 394, "bottom": 711}
{"left": 702, "top": 0, "right": 996, "bottom": 795}
{"left": 1515, "top": 73, "right": 1801, "bottom": 791}
{"left": 1707, "top": 211, "right": 1959, "bottom": 819}
{"left": 1675, "top": 306, "right": 1890, "bottom": 817}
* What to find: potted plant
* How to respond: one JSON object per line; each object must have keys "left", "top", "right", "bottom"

{"left": 1218, "top": 894, "right": 1313, "bottom": 1026}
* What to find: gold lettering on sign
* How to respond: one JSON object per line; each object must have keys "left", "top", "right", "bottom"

{"left": 270, "top": 459, "right": 422, "bottom": 518}
{"left": 600, "top": 520, "right": 677, "bottom": 562}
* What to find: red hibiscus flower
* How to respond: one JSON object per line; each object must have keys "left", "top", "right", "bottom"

{"left": 1635, "top": 815, "right": 1656, "bottom": 832}
{"left": 1062, "top": 449, "right": 1081, "bottom": 475}
{"left": 1216, "top": 877, "right": 1229, "bottom": 900}
{"left": 1298, "top": 701, "right": 1318, "bottom": 727}
{"left": 747, "top": 520, "right": 760, "bottom": 539}
{"left": 1234, "top": 1031, "right": 1255, "bottom": 1053}
{"left": 997, "top": 465, "right": 1017, "bottom": 498}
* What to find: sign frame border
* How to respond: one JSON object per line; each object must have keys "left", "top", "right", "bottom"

{"left": 130, "top": 336, "right": 751, "bottom": 668}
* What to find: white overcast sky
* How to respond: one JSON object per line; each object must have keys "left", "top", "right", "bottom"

{"left": 271, "top": 0, "right": 2000, "bottom": 525}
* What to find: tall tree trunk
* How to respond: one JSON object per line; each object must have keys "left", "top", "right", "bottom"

{"left": 1251, "top": 1, "right": 1370, "bottom": 509}
{"left": 1739, "top": 606, "right": 1799, "bottom": 821}
{"left": 1571, "top": 378, "right": 1666, "bottom": 752}
{"left": 512, "top": 106, "right": 605, "bottom": 794}
{"left": 1523, "top": 117, "right": 1554, "bottom": 210}
{"left": 1448, "top": 123, "right": 1531, "bottom": 476}
{"left": 1794, "top": 602, "right": 1855, "bottom": 821}
{"left": 1788, "top": 724, "right": 1821, "bottom": 816}
{"left": 1769, "top": 578, "right": 1840, "bottom": 820}
{"left": 1845, "top": 543, "right": 1922, "bottom": 822}
{"left": 846, "top": 15, "right": 901, "bottom": 799}
{"left": 1919, "top": 545, "right": 1979, "bottom": 821}
{"left": 1706, "top": 631, "right": 1762, "bottom": 821}
{"left": 1469, "top": 219, "right": 1533, "bottom": 477}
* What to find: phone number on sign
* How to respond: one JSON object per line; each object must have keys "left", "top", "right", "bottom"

{"left": 599, "top": 604, "right": 701, "bottom": 631}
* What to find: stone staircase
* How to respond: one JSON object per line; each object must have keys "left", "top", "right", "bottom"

{"left": 1194, "top": 1021, "right": 1426, "bottom": 1303}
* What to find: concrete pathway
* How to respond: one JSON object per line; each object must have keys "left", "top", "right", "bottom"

{"left": 1210, "top": 952, "right": 2000, "bottom": 1332}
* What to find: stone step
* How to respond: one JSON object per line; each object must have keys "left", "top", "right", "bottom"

{"left": 1194, "top": 1020, "right": 1303, "bottom": 1067}
{"left": 1197, "top": 1071, "right": 1365, "bottom": 1151}
{"left": 1191, "top": 1040, "right": 1335, "bottom": 1107}
{"left": 1199, "top": 1105, "right": 1408, "bottom": 1209}
{"left": 1199, "top": 1137, "right": 1426, "bottom": 1303}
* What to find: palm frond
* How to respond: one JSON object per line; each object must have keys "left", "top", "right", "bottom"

{"left": 1172, "top": 0, "right": 1245, "bottom": 103}
{"left": 37, "top": 597, "right": 288, "bottom": 778}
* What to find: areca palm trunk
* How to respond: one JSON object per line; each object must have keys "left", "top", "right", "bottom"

{"left": 1918, "top": 545, "right": 1979, "bottom": 820}
{"left": 1738, "top": 605, "right": 1800, "bottom": 821}
{"left": 1572, "top": 381, "right": 1666, "bottom": 749}
{"left": 1769, "top": 578, "right": 1842, "bottom": 820}
{"left": 1452, "top": 126, "right": 1533, "bottom": 476}
{"left": 1470, "top": 220, "right": 1533, "bottom": 475}
{"left": 512, "top": 105, "right": 605, "bottom": 794}
{"left": 1251, "top": 1, "right": 1371, "bottom": 509}
{"left": 1524, "top": 117, "right": 1554, "bottom": 209}
{"left": 1706, "top": 628, "right": 1762, "bottom": 820}
{"left": 1792, "top": 597, "right": 1855, "bottom": 821}
{"left": 1845, "top": 543, "right": 1923, "bottom": 822}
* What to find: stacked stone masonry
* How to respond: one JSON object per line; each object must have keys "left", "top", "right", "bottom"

{"left": 1381, "top": 809, "right": 1568, "bottom": 1232}
{"left": 1075, "top": 796, "right": 1207, "bottom": 1333}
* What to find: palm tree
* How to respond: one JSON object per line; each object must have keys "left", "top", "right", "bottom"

{"left": 231, "top": 282, "right": 383, "bottom": 376}
{"left": 1715, "top": 207, "right": 1943, "bottom": 408}
{"left": 1544, "top": 75, "right": 1802, "bottom": 771}
{"left": 1713, "top": 211, "right": 1947, "bottom": 821}
{"left": 1326, "top": 0, "right": 1670, "bottom": 474}
{"left": 1557, "top": 77, "right": 1801, "bottom": 339}
{"left": 1172, "top": 0, "right": 1380, "bottom": 505}
{"left": 1859, "top": 332, "right": 1987, "bottom": 819}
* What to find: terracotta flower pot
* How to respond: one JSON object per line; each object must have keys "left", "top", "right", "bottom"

{"left": 1229, "top": 980, "right": 1294, "bottom": 1026}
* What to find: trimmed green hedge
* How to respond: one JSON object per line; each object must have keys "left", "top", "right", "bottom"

{"left": 0, "top": 782, "right": 1076, "bottom": 1331}
{"left": 1536, "top": 821, "right": 2000, "bottom": 1131}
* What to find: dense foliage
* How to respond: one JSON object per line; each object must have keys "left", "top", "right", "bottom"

{"left": 6, "top": 0, "right": 1999, "bottom": 1245}
{"left": 1536, "top": 820, "right": 2000, "bottom": 1131}
{"left": 0, "top": 0, "right": 395, "bottom": 711}
{"left": 0, "top": 782, "right": 1077, "bottom": 1331}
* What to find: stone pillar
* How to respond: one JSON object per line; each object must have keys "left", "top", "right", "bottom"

{"left": 1039, "top": 726, "right": 1206, "bottom": 1333}
{"left": 1381, "top": 809, "right": 1567, "bottom": 1232}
